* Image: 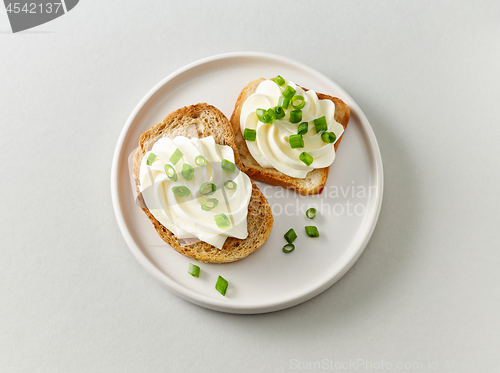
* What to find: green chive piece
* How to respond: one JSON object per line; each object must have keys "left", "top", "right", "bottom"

{"left": 195, "top": 155, "right": 207, "bottom": 166}
{"left": 278, "top": 96, "right": 290, "bottom": 110}
{"left": 181, "top": 163, "right": 194, "bottom": 181}
{"left": 305, "top": 226, "right": 319, "bottom": 238}
{"left": 291, "top": 95, "right": 305, "bottom": 110}
{"left": 266, "top": 108, "right": 276, "bottom": 124}
{"left": 306, "top": 208, "right": 317, "bottom": 219}
{"left": 272, "top": 75, "right": 285, "bottom": 86}
{"left": 244, "top": 128, "right": 257, "bottom": 141}
{"left": 321, "top": 131, "right": 337, "bottom": 143}
{"left": 274, "top": 106, "right": 285, "bottom": 120}
{"left": 297, "top": 122, "right": 308, "bottom": 135}
{"left": 290, "top": 109, "right": 302, "bottom": 123}
{"left": 201, "top": 198, "right": 218, "bottom": 211}
{"left": 199, "top": 182, "right": 216, "bottom": 196}
{"left": 314, "top": 116, "right": 328, "bottom": 133}
{"left": 284, "top": 228, "right": 297, "bottom": 244}
{"left": 224, "top": 180, "right": 237, "bottom": 190}
{"left": 169, "top": 148, "right": 183, "bottom": 165}
{"left": 146, "top": 153, "right": 156, "bottom": 166}
{"left": 172, "top": 186, "right": 191, "bottom": 197}
{"left": 256, "top": 108, "right": 271, "bottom": 124}
{"left": 282, "top": 85, "right": 296, "bottom": 99}
{"left": 215, "top": 275, "right": 228, "bottom": 296}
{"left": 221, "top": 159, "right": 236, "bottom": 173}
{"left": 164, "top": 164, "right": 177, "bottom": 181}
{"left": 282, "top": 244, "right": 295, "bottom": 253}
{"left": 214, "top": 213, "right": 231, "bottom": 229}
{"left": 299, "top": 152, "right": 313, "bottom": 166}
{"left": 188, "top": 263, "right": 200, "bottom": 277}
{"left": 289, "top": 134, "right": 304, "bottom": 149}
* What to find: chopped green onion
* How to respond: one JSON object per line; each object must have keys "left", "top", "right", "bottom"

{"left": 321, "top": 132, "right": 337, "bottom": 143}
{"left": 256, "top": 108, "right": 272, "bottom": 124}
{"left": 284, "top": 228, "right": 297, "bottom": 244}
{"left": 305, "top": 226, "right": 319, "bottom": 237}
{"left": 181, "top": 163, "right": 194, "bottom": 181}
{"left": 172, "top": 186, "right": 191, "bottom": 197}
{"left": 195, "top": 155, "right": 207, "bottom": 166}
{"left": 306, "top": 208, "right": 317, "bottom": 219}
{"left": 274, "top": 106, "right": 285, "bottom": 120}
{"left": 201, "top": 198, "right": 218, "bottom": 211}
{"left": 199, "top": 182, "right": 216, "bottom": 196}
{"left": 290, "top": 109, "right": 302, "bottom": 123}
{"left": 282, "top": 244, "right": 295, "bottom": 253}
{"left": 221, "top": 159, "right": 236, "bottom": 173}
{"left": 188, "top": 263, "right": 200, "bottom": 277}
{"left": 272, "top": 75, "right": 285, "bottom": 86}
{"left": 291, "top": 95, "right": 305, "bottom": 110}
{"left": 244, "top": 128, "right": 256, "bottom": 141}
{"left": 267, "top": 108, "right": 277, "bottom": 124}
{"left": 215, "top": 275, "right": 228, "bottom": 296}
{"left": 169, "top": 148, "right": 183, "bottom": 165}
{"left": 278, "top": 96, "right": 290, "bottom": 110}
{"left": 289, "top": 134, "right": 304, "bottom": 149}
{"left": 282, "top": 85, "right": 296, "bottom": 98}
{"left": 314, "top": 116, "right": 328, "bottom": 133}
{"left": 297, "top": 122, "right": 308, "bottom": 135}
{"left": 164, "top": 164, "right": 177, "bottom": 181}
{"left": 146, "top": 153, "right": 156, "bottom": 166}
{"left": 299, "top": 152, "right": 313, "bottom": 166}
{"left": 224, "top": 180, "right": 237, "bottom": 190}
{"left": 214, "top": 213, "right": 231, "bottom": 229}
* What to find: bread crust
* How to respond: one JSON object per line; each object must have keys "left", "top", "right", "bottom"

{"left": 133, "top": 103, "right": 273, "bottom": 263}
{"left": 229, "top": 79, "right": 350, "bottom": 195}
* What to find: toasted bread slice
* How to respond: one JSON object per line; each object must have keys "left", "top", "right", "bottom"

{"left": 133, "top": 103, "right": 273, "bottom": 263}
{"left": 230, "top": 78, "right": 350, "bottom": 195}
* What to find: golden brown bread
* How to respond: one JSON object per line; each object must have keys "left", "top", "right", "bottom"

{"left": 229, "top": 78, "right": 350, "bottom": 195}
{"left": 133, "top": 103, "right": 273, "bottom": 263}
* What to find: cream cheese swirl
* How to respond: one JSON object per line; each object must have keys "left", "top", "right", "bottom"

{"left": 240, "top": 79, "right": 345, "bottom": 178}
{"left": 139, "top": 136, "right": 252, "bottom": 249}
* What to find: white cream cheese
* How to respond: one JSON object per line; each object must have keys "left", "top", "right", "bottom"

{"left": 240, "top": 79, "right": 345, "bottom": 178}
{"left": 139, "top": 136, "right": 252, "bottom": 249}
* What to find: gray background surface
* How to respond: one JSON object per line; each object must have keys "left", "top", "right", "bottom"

{"left": 1, "top": 1, "right": 499, "bottom": 372}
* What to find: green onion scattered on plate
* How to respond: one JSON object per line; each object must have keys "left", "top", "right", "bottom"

{"left": 306, "top": 208, "right": 317, "bottom": 219}
{"left": 188, "top": 263, "right": 200, "bottom": 277}
{"left": 305, "top": 226, "right": 319, "bottom": 238}
{"left": 215, "top": 275, "right": 228, "bottom": 296}
{"left": 284, "top": 228, "right": 297, "bottom": 244}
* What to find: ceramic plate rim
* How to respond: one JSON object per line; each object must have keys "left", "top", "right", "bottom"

{"left": 111, "top": 52, "right": 384, "bottom": 314}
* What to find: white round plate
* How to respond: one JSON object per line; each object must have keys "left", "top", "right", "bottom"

{"left": 111, "top": 52, "right": 383, "bottom": 314}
